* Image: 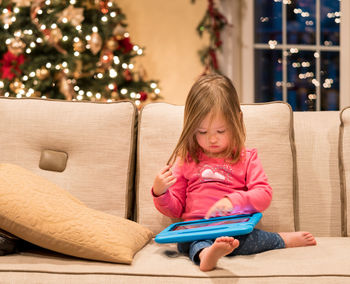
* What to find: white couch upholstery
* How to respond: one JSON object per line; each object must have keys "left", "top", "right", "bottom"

{"left": 0, "top": 98, "right": 349, "bottom": 283}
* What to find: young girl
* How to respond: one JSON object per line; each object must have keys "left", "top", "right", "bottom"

{"left": 152, "top": 74, "right": 316, "bottom": 272}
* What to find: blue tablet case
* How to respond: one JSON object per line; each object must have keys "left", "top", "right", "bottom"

{"left": 155, "top": 213, "right": 262, "bottom": 243}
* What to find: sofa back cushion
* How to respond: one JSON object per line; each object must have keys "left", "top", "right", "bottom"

{"left": 136, "top": 102, "right": 295, "bottom": 234}
{"left": 0, "top": 98, "right": 137, "bottom": 219}
{"left": 340, "top": 107, "right": 350, "bottom": 236}
{"left": 294, "top": 111, "right": 342, "bottom": 237}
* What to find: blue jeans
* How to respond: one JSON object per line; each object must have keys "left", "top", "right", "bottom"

{"left": 177, "top": 229, "right": 285, "bottom": 265}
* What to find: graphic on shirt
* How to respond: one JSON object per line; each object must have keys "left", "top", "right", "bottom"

{"left": 201, "top": 168, "right": 225, "bottom": 181}
{"left": 197, "top": 163, "right": 239, "bottom": 185}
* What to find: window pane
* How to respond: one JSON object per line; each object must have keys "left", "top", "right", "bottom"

{"left": 255, "top": 49, "right": 282, "bottom": 102}
{"left": 255, "top": 0, "right": 282, "bottom": 44}
{"left": 287, "top": 50, "right": 316, "bottom": 111}
{"left": 287, "top": 0, "right": 316, "bottom": 45}
{"left": 321, "top": 51, "right": 339, "bottom": 110}
{"left": 321, "top": 0, "right": 340, "bottom": 46}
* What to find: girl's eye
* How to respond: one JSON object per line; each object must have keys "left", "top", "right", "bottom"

{"left": 217, "top": 130, "right": 226, "bottom": 134}
{"left": 198, "top": 131, "right": 207, "bottom": 135}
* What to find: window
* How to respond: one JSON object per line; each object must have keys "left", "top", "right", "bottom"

{"left": 240, "top": 0, "right": 350, "bottom": 111}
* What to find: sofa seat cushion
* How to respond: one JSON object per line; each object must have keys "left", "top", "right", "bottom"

{"left": 0, "top": 238, "right": 349, "bottom": 283}
{"left": 0, "top": 163, "right": 152, "bottom": 264}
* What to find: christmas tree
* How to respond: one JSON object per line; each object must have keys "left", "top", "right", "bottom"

{"left": 0, "top": 0, "right": 160, "bottom": 106}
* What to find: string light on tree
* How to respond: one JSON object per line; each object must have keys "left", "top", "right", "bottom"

{"left": 0, "top": 0, "right": 160, "bottom": 105}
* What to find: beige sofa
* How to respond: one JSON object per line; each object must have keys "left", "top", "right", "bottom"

{"left": 0, "top": 97, "right": 349, "bottom": 283}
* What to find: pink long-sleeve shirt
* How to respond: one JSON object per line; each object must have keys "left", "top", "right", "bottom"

{"left": 152, "top": 148, "right": 272, "bottom": 221}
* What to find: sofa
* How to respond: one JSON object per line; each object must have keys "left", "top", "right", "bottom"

{"left": 0, "top": 97, "right": 349, "bottom": 283}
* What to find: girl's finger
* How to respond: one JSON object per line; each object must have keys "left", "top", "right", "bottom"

{"left": 167, "top": 177, "right": 177, "bottom": 186}
{"left": 204, "top": 208, "right": 214, "bottom": 219}
{"left": 162, "top": 170, "right": 173, "bottom": 178}
{"left": 167, "top": 176, "right": 176, "bottom": 183}
{"left": 160, "top": 165, "right": 171, "bottom": 174}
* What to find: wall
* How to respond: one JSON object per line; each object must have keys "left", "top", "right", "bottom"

{"left": 117, "top": 0, "right": 208, "bottom": 105}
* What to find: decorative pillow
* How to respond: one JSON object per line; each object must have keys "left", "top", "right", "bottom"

{"left": 0, "top": 163, "right": 152, "bottom": 264}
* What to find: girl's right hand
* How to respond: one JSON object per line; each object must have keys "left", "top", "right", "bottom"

{"left": 152, "top": 165, "right": 177, "bottom": 196}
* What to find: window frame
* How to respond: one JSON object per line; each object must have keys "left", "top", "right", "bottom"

{"left": 240, "top": 0, "right": 350, "bottom": 110}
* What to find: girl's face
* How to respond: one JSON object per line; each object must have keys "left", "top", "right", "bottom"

{"left": 195, "top": 112, "right": 230, "bottom": 158}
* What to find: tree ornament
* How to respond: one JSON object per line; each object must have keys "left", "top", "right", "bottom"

{"left": 12, "top": 0, "right": 31, "bottom": 7}
{"left": 9, "top": 79, "right": 25, "bottom": 93}
{"left": 73, "top": 60, "right": 83, "bottom": 79}
{"left": 33, "top": 90, "right": 41, "bottom": 97}
{"left": 139, "top": 91, "right": 148, "bottom": 101}
{"left": 123, "top": 69, "right": 132, "bottom": 81}
{"left": 95, "top": 67, "right": 105, "bottom": 74}
{"left": 0, "top": 51, "right": 25, "bottom": 80}
{"left": 118, "top": 37, "right": 133, "bottom": 53}
{"left": 88, "top": 32, "right": 102, "bottom": 55}
{"left": 73, "top": 40, "right": 86, "bottom": 52}
{"left": 1, "top": 9, "right": 14, "bottom": 25}
{"left": 106, "top": 38, "right": 118, "bottom": 51}
{"left": 49, "top": 28, "right": 63, "bottom": 44}
{"left": 58, "top": 5, "right": 84, "bottom": 27}
{"left": 57, "top": 73, "right": 75, "bottom": 100}
{"left": 111, "top": 91, "right": 119, "bottom": 100}
{"left": 36, "top": 67, "right": 49, "bottom": 80}
{"left": 7, "top": 38, "right": 26, "bottom": 56}
{"left": 99, "top": 0, "right": 109, "bottom": 14}
{"left": 150, "top": 93, "right": 158, "bottom": 101}
{"left": 100, "top": 49, "right": 113, "bottom": 64}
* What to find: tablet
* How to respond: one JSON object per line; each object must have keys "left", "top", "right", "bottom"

{"left": 155, "top": 213, "right": 262, "bottom": 243}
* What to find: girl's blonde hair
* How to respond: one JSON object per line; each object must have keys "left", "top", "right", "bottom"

{"left": 168, "top": 74, "right": 246, "bottom": 165}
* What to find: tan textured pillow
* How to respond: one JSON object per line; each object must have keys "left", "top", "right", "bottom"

{"left": 137, "top": 102, "right": 295, "bottom": 234}
{"left": 0, "top": 163, "right": 152, "bottom": 264}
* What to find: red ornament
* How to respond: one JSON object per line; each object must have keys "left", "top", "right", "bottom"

{"left": 123, "top": 69, "right": 132, "bottom": 81}
{"left": 117, "top": 37, "right": 133, "bottom": 54}
{"left": 100, "top": 49, "right": 113, "bottom": 64}
{"left": 139, "top": 91, "right": 148, "bottom": 101}
{"left": 0, "top": 51, "right": 25, "bottom": 80}
{"left": 99, "top": 0, "right": 109, "bottom": 14}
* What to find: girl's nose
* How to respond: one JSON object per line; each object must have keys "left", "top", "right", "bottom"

{"left": 209, "top": 134, "right": 217, "bottom": 143}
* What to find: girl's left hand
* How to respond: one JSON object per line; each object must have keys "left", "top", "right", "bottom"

{"left": 205, "top": 197, "right": 234, "bottom": 219}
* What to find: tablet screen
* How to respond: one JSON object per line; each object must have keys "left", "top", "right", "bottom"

{"left": 171, "top": 217, "right": 250, "bottom": 231}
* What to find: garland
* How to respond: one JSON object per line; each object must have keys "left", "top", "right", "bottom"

{"left": 192, "top": 0, "right": 229, "bottom": 74}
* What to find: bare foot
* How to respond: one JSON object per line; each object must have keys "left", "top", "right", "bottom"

{"left": 198, "top": 237, "right": 239, "bottom": 272}
{"left": 278, "top": 232, "right": 317, "bottom": 248}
